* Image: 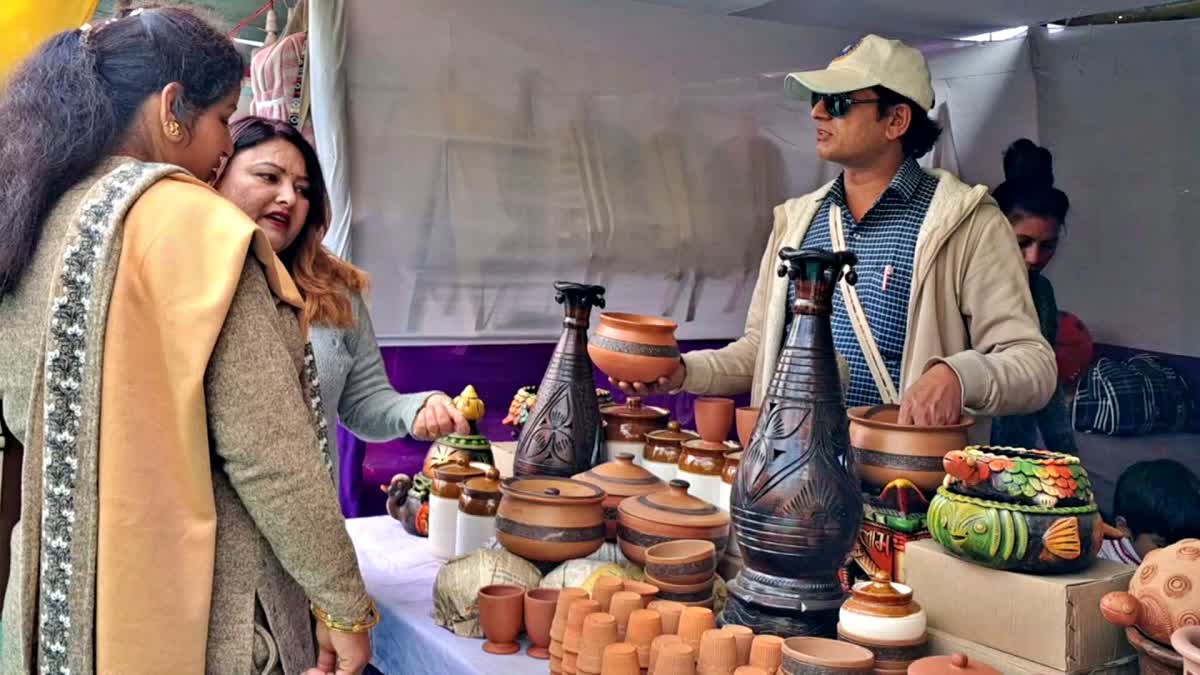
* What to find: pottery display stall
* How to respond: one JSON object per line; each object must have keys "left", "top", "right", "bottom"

{"left": 724, "top": 248, "right": 864, "bottom": 637}
{"left": 677, "top": 397, "right": 732, "bottom": 507}
{"left": 906, "top": 653, "right": 1000, "bottom": 675}
{"left": 617, "top": 479, "right": 730, "bottom": 567}
{"left": 514, "top": 282, "right": 607, "bottom": 477}
{"left": 587, "top": 311, "right": 681, "bottom": 385}
{"left": 496, "top": 475, "right": 606, "bottom": 563}
{"left": 643, "top": 422, "right": 698, "bottom": 484}
{"left": 780, "top": 636, "right": 874, "bottom": 674}
{"left": 429, "top": 461, "right": 488, "bottom": 559}
{"left": 847, "top": 404, "right": 973, "bottom": 497}
{"left": 454, "top": 471, "right": 502, "bottom": 556}
{"left": 600, "top": 396, "right": 670, "bottom": 463}
{"left": 942, "top": 446, "right": 1094, "bottom": 509}
{"left": 573, "top": 452, "right": 666, "bottom": 541}
{"left": 836, "top": 572, "right": 927, "bottom": 672}
{"left": 1100, "top": 538, "right": 1200, "bottom": 673}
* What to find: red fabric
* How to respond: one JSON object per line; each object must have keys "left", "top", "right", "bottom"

{"left": 1055, "top": 310, "right": 1094, "bottom": 384}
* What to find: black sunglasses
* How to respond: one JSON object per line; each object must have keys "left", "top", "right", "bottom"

{"left": 811, "top": 92, "right": 881, "bottom": 118}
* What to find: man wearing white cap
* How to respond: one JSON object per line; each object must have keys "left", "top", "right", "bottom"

{"left": 621, "top": 35, "right": 1056, "bottom": 439}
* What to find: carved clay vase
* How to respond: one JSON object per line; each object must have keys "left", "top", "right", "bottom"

{"left": 723, "top": 247, "right": 864, "bottom": 638}
{"left": 514, "top": 282, "right": 607, "bottom": 477}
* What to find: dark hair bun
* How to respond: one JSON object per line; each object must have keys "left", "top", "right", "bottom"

{"left": 1002, "top": 138, "right": 1054, "bottom": 188}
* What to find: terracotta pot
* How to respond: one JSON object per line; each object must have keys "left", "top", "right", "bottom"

{"left": 579, "top": 612, "right": 620, "bottom": 675}
{"left": 906, "top": 653, "right": 1001, "bottom": 675}
{"left": 575, "top": 453, "right": 666, "bottom": 541}
{"left": 497, "top": 476, "right": 606, "bottom": 562}
{"left": 648, "top": 599, "right": 686, "bottom": 634}
{"left": 650, "top": 634, "right": 685, "bottom": 672}
{"left": 626, "top": 608, "right": 663, "bottom": 667}
{"left": 455, "top": 473, "right": 502, "bottom": 556}
{"left": 695, "top": 397, "right": 735, "bottom": 443}
{"left": 609, "top": 591, "right": 643, "bottom": 638}
{"left": 678, "top": 439, "right": 727, "bottom": 506}
{"left": 564, "top": 650, "right": 580, "bottom": 675}
{"left": 479, "top": 584, "right": 525, "bottom": 655}
{"left": 646, "top": 539, "right": 717, "bottom": 586}
{"left": 1100, "top": 538, "right": 1200, "bottom": 645}
{"left": 601, "top": 642, "right": 641, "bottom": 675}
{"left": 618, "top": 479, "right": 730, "bottom": 566}
{"left": 551, "top": 587, "right": 591, "bottom": 643}
{"left": 646, "top": 572, "right": 716, "bottom": 604}
{"left": 942, "top": 446, "right": 1094, "bottom": 508}
{"left": 621, "top": 579, "right": 660, "bottom": 607}
{"left": 678, "top": 607, "right": 717, "bottom": 655}
{"left": 847, "top": 405, "right": 974, "bottom": 495}
{"left": 644, "top": 422, "right": 699, "bottom": 483}
{"left": 656, "top": 643, "right": 698, "bottom": 675}
{"left": 1173, "top": 626, "right": 1200, "bottom": 674}
{"left": 430, "top": 462, "right": 487, "bottom": 558}
{"left": 564, "top": 598, "right": 602, "bottom": 655}
{"left": 600, "top": 397, "right": 670, "bottom": 462}
{"left": 837, "top": 571, "right": 927, "bottom": 669}
{"left": 780, "top": 636, "right": 874, "bottom": 674}
{"left": 593, "top": 576, "right": 624, "bottom": 613}
{"left": 525, "top": 588, "right": 560, "bottom": 659}
{"left": 721, "top": 625, "right": 753, "bottom": 667}
{"left": 698, "top": 628, "right": 738, "bottom": 675}
{"left": 588, "top": 312, "right": 681, "bottom": 384}
{"left": 735, "top": 407, "right": 760, "bottom": 449}
{"left": 749, "top": 635, "right": 783, "bottom": 673}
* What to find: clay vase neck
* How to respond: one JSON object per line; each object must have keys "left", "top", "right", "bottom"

{"left": 514, "top": 282, "right": 607, "bottom": 477}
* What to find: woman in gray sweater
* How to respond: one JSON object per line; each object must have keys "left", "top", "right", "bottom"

{"left": 216, "top": 117, "right": 467, "bottom": 487}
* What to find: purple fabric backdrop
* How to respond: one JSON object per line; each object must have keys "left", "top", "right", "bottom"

{"left": 339, "top": 340, "right": 746, "bottom": 517}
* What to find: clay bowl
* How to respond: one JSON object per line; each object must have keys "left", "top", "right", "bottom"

{"left": 928, "top": 487, "right": 1107, "bottom": 574}
{"left": 735, "top": 406, "right": 760, "bottom": 449}
{"left": 479, "top": 584, "right": 525, "bottom": 655}
{"left": 645, "top": 572, "right": 716, "bottom": 604}
{"left": 617, "top": 479, "right": 730, "bottom": 566}
{"left": 645, "top": 539, "right": 717, "bottom": 586}
{"left": 780, "top": 636, "right": 874, "bottom": 674}
{"left": 588, "top": 312, "right": 681, "bottom": 384}
{"left": 847, "top": 404, "right": 974, "bottom": 495}
{"left": 497, "top": 476, "right": 605, "bottom": 562}
{"left": 525, "top": 588, "right": 560, "bottom": 659}
{"left": 574, "top": 453, "right": 666, "bottom": 541}
{"left": 695, "top": 397, "right": 735, "bottom": 443}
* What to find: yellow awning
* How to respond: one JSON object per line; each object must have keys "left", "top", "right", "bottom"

{"left": 0, "top": 1, "right": 100, "bottom": 82}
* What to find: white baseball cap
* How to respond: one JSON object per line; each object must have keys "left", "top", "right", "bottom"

{"left": 785, "top": 35, "right": 935, "bottom": 112}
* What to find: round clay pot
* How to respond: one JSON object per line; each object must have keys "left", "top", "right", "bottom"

{"left": 600, "top": 397, "right": 670, "bottom": 462}
{"left": 551, "top": 587, "right": 590, "bottom": 643}
{"left": 780, "top": 636, "right": 874, "bottom": 674}
{"left": 646, "top": 539, "right": 717, "bottom": 586}
{"left": 644, "top": 422, "right": 699, "bottom": 483}
{"left": 749, "top": 635, "right": 784, "bottom": 673}
{"left": 648, "top": 599, "right": 686, "bottom": 634}
{"left": 525, "top": 588, "right": 560, "bottom": 659}
{"left": 678, "top": 439, "right": 727, "bottom": 506}
{"left": 1100, "top": 538, "right": 1200, "bottom": 645}
{"left": 574, "top": 453, "right": 666, "bottom": 541}
{"left": 698, "top": 628, "right": 738, "bottom": 675}
{"left": 721, "top": 625, "right": 754, "bottom": 667}
{"left": 847, "top": 405, "right": 973, "bottom": 495}
{"left": 837, "top": 571, "right": 928, "bottom": 670}
{"left": 601, "top": 642, "right": 641, "bottom": 675}
{"left": 479, "top": 584, "right": 525, "bottom": 655}
{"left": 695, "top": 397, "right": 735, "bottom": 443}
{"left": 617, "top": 479, "right": 730, "bottom": 566}
{"left": 422, "top": 426, "right": 495, "bottom": 478}
{"left": 735, "top": 406, "right": 760, "bottom": 449}
{"left": 907, "top": 653, "right": 1001, "bottom": 675}
{"left": 497, "top": 476, "right": 605, "bottom": 562}
{"left": 1124, "top": 626, "right": 1185, "bottom": 675}
{"left": 942, "top": 446, "right": 1094, "bottom": 508}
{"left": 589, "top": 312, "right": 681, "bottom": 384}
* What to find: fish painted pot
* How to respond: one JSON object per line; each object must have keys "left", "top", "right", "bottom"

{"left": 942, "top": 446, "right": 1094, "bottom": 509}
{"left": 928, "top": 487, "right": 1114, "bottom": 574}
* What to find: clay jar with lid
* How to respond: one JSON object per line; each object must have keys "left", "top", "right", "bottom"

{"left": 907, "top": 653, "right": 1000, "bottom": 675}
{"left": 496, "top": 476, "right": 605, "bottom": 562}
{"left": 719, "top": 451, "right": 741, "bottom": 513}
{"left": 429, "top": 461, "right": 485, "bottom": 558}
{"left": 617, "top": 479, "right": 730, "bottom": 566}
{"left": 454, "top": 467, "right": 502, "bottom": 556}
{"left": 677, "top": 439, "right": 727, "bottom": 507}
{"left": 838, "top": 571, "right": 928, "bottom": 671}
{"left": 643, "top": 422, "right": 698, "bottom": 484}
{"left": 573, "top": 453, "right": 666, "bottom": 541}
{"left": 600, "top": 397, "right": 669, "bottom": 463}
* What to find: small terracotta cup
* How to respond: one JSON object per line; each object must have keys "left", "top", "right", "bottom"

{"left": 564, "top": 598, "right": 602, "bottom": 654}
{"left": 600, "top": 642, "right": 641, "bottom": 675}
{"left": 478, "top": 584, "right": 525, "bottom": 655}
{"left": 780, "top": 636, "right": 874, "bottom": 674}
{"left": 609, "top": 591, "right": 642, "bottom": 638}
{"left": 695, "top": 397, "right": 735, "bottom": 443}
{"left": 578, "top": 612, "right": 619, "bottom": 675}
{"left": 621, "top": 579, "right": 660, "bottom": 607}
{"left": 677, "top": 606, "right": 716, "bottom": 655}
{"left": 563, "top": 649, "right": 580, "bottom": 675}
{"left": 748, "top": 635, "right": 783, "bottom": 673}
{"left": 551, "top": 639, "right": 565, "bottom": 658}
{"left": 649, "top": 633, "right": 684, "bottom": 673}
{"left": 656, "top": 643, "right": 698, "bottom": 675}
{"left": 550, "top": 651, "right": 563, "bottom": 673}
{"left": 735, "top": 406, "right": 760, "bottom": 449}
{"left": 733, "top": 667, "right": 769, "bottom": 675}
{"left": 525, "top": 587, "right": 560, "bottom": 659}
{"left": 721, "top": 625, "right": 753, "bottom": 666}
{"left": 645, "top": 539, "right": 717, "bottom": 586}
{"left": 593, "top": 576, "right": 624, "bottom": 613}
{"left": 626, "top": 608, "right": 663, "bottom": 668}
{"left": 551, "top": 587, "right": 590, "bottom": 642}
{"left": 647, "top": 600, "right": 685, "bottom": 634}
{"left": 698, "top": 628, "right": 738, "bottom": 675}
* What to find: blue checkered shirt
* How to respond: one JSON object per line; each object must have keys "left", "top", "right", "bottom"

{"left": 787, "top": 158, "right": 938, "bottom": 407}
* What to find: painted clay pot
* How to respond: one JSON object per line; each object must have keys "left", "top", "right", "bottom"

{"left": 588, "top": 312, "right": 681, "bottom": 385}
{"left": 574, "top": 453, "right": 666, "bottom": 541}
{"left": 617, "top": 479, "right": 730, "bottom": 566}
{"left": 780, "top": 636, "right": 874, "bottom": 674}
{"left": 928, "top": 487, "right": 1113, "bottom": 574}
{"left": 906, "top": 653, "right": 1001, "bottom": 675}
{"left": 847, "top": 404, "right": 973, "bottom": 496}
{"left": 479, "top": 584, "right": 525, "bottom": 655}
{"left": 1172, "top": 626, "right": 1200, "bottom": 674}
{"left": 526, "top": 587, "right": 560, "bottom": 659}
{"left": 600, "top": 396, "right": 670, "bottom": 463}
{"left": 942, "top": 446, "right": 1094, "bottom": 508}
{"left": 645, "top": 539, "right": 717, "bottom": 586}
{"left": 678, "top": 439, "right": 726, "bottom": 507}
{"left": 429, "top": 461, "right": 486, "bottom": 559}
{"left": 1101, "top": 538, "right": 1200, "bottom": 645}
{"left": 496, "top": 476, "right": 606, "bottom": 562}
{"left": 695, "top": 397, "right": 735, "bottom": 443}
{"left": 455, "top": 470, "right": 502, "bottom": 556}
{"left": 837, "top": 572, "right": 928, "bottom": 671}
{"left": 422, "top": 387, "right": 495, "bottom": 478}
{"left": 643, "top": 422, "right": 699, "bottom": 483}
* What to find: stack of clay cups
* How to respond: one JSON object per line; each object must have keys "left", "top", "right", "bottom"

{"left": 578, "top": 612, "right": 619, "bottom": 675}
{"left": 549, "top": 589, "right": 590, "bottom": 675}
{"left": 562, "top": 598, "right": 601, "bottom": 675}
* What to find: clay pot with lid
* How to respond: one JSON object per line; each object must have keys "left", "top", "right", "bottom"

{"left": 780, "top": 636, "right": 874, "bottom": 674}
{"left": 644, "top": 422, "right": 699, "bottom": 483}
{"left": 454, "top": 468, "right": 502, "bottom": 556}
{"left": 600, "top": 396, "right": 670, "bottom": 462}
{"left": 837, "top": 571, "right": 928, "bottom": 670}
{"left": 678, "top": 439, "right": 727, "bottom": 507}
{"left": 719, "top": 451, "right": 741, "bottom": 513}
{"left": 907, "top": 653, "right": 1000, "bottom": 675}
{"left": 496, "top": 476, "right": 606, "bottom": 562}
{"left": 1101, "top": 538, "right": 1200, "bottom": 665}
{"left": 588, "top": 312, "right": 681, "bottom": 385}
{"left": 429, "top": 460, "right": 486, "bottom": 558}
{"left": 617, "top": 479, "right": 730, "bottom": 566}
{"left": 574, "top": 452, "right": 666, "bottom": 541}
{"left": 848, "top": 404, "right": 974, "bottom": 495}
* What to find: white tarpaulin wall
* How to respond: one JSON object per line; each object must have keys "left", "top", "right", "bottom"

{"left": 311, "top": 0, "right": 1037, "bottom": 345}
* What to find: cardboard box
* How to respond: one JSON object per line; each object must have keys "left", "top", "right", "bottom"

{"left": 926, "top": 628, "right": 1138, "bottom": 675}
{"left": 903, "top": 540, "right": 1135, "bottom": 673}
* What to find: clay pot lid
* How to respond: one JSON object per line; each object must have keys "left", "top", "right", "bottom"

{"left": 848, "top": 404, "right": 975, "bottom": 431}
{"left": 618, "top": 479, "right": 729, "bottom": 528}
{"left": 601, "top": 396, "right": 670, "bottom": 421}
{"left": 501, "top": 476, "right": 604, "bottom": 505}
{"left": 908, "top": 653, "right": 1001, "bottom": 675}
{"left": 682, "top": 439, "right": 730, "bottom": 454}
{"left": 574, "top": 453, "right": 665, "bottom": 496}
{"left": 843, "top": 572, "right": 921, "bottom": 618}
{"left": 646, "top": 421, "right": 699, "bottom": 444}
{"left": 433, "top": 463, "right": 485, "bottom": 483}
{"left": 462, "top": 475, "right": 501, "bottom": 497}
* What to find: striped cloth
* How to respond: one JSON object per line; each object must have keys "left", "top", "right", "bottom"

{"left": 788, "top": 158, "right": 937, "bottom": 407}
{"left": 1073, "top": 357, "right": 1156, "bottom": 435}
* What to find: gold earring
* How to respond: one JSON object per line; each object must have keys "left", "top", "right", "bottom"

{"left": 165, "top": 120, "right": 182, "bottom": 138}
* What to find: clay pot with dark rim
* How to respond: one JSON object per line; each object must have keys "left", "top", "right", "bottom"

{"left": 644, "top": 422, "right": 699, "bottom": 483}
{"left": 526, "top": 587, "right": 560, "bottom": 659}
{"left": 600, "top": 396, "right": 670, "bottom": 462}
{"left": 479, "top": 584, "right": 525, "bottom": 655}
{"left": 617, "top": 479, "right": 730, "bottom": 566}
{"left": 780, "top": 636, "right": 874, "bottom": 674}
{"left": 588, "top": 312, "right": 681, "bottom": 385}
{"left": 847, "top": 405, "right": 974, "bottom": 496}
{"left": 496, "top": 476, "right": 606, "bottom": 562}
{"left": 645, "top": 572, "right": 716, "bottom": 605}
{"left": 837, "top": 572, "right": 928, "bottom": 671}
{"left": 645, "top": 539, "right": 717, "bottom": 586}
{"left": 906, "top": 653, "right": 1001, "bottom": 675}
{"left": 678, "top": 439, "right": 727, "bottom": 506}
{"left": 574, "top": 453, "right": 666, "bottom": 541}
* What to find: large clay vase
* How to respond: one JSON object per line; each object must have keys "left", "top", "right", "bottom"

{"left": 723, "top": 247, "right": 864, "bottom": 638}
{"left": 514, "top": 282, "right": 607, "bottom": 477}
